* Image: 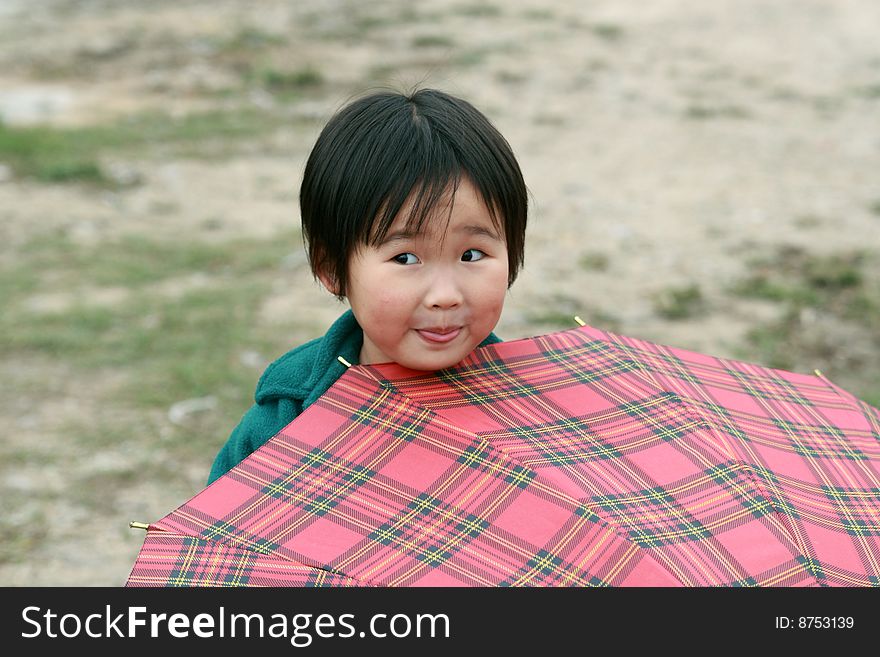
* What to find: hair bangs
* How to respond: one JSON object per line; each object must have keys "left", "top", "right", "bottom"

{"left": 368, "top": 163, "right": 464, "bottom": 248}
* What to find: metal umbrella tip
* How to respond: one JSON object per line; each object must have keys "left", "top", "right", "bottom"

{"left": 129, "top": 521, "right": 150, "bottom": 531}
{"left": 574, "top": 316, "right": 586, "bottom": 326}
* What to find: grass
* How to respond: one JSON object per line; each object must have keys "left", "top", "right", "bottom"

{"left": 312, "top": 11, "right": 402, "bottom": 41}
{"left": 684, "top": 104, "right": 751, "bottom": 120}
{"left": 812, "top": 95, "right": 844, "bottom": 115}
{"left": 457, "top": 4, "right": 501, "bottom": 17}
{"left": 522, "top": 9, "right": 554, "bottom": 21}
{"left": 249, "top": 65, "right": 324, "bottom": 92}
{"left": 653, "top": 284, "right": 705, "bottom": 320}
{"left": 9, "top": 231, "right": 296, "bottom": 291}
{"left": 454, "top": 51, "right": 489, "bottom": 67}
{"left": 855, "top": 83, "right": 880, "bottom": 99}
{"left": 2, "top": 231, "right": 302, "bottom": 410}
{"left": 573, "top": 308, "right": 623, "bottom": 332}
{"left": 730, "top": 247, "right": 880, "bottom": 407}
{"left": 590, "top": 23, "right": 625, "bottom": 41}
{"left": 732, "top": 249, "right": 864, "bottom": 306}
{"left": 496, "top": 70, "right": 528, "bottom": 85}
{"left": 216, "top": 26, "right": 286, "bottom": 53}
{"left": 579, "top": 252, "right": 610, "bottom": 271}
{"left": 794, "top": 214, "right": 823, "bottom": 228}
{"left": 0, "top": 506, "right": 49, "bottom": 565}
{"left": 129, "top": 285, "right": 274, "bottom": 406}
{"left": 0, "top": 121, "right": 109, "bottom": 184}
{"left": 3, "top": 285, "right": 269, "bottom": 405}
{"left": 525, "top": 292, "right": 590, "bottom": 331}
{"left": 526, "top": 310, "right": 583, "bottom": 330}
{"left": 525, "top": 296, "right": 621, "bottom": 333}
{"left": 0, "top": 108, "right": 283, "bottom": 185}
{"left": 412, "top": 35, "right": 456, "bottom": 48}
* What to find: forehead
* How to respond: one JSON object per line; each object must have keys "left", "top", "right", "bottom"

{"left": 382, "top": 177, "right": 500, "bottom": 239}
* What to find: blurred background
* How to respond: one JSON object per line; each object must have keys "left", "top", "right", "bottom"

{"left": 1, "top": 0, "right": 878, "bottom": 585}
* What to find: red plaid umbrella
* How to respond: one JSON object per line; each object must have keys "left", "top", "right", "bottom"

{"left": 127, "top": 322, "right": 880, "bottom": 587}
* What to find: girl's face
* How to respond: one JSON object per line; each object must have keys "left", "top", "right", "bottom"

{"left": 334, "top": 178, "right": 509, "bottom": 371}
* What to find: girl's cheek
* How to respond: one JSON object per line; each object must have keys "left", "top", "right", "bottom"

{"left": 376, "top": 289, "right": 406, "bottom": 309}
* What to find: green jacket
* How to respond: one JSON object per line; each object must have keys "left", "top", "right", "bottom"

{"left": 207, "top": 310, "right": 501, "bottom": 484}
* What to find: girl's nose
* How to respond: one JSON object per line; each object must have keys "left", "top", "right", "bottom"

{"left": 424, "top": 271, "right": 464, "bottom": 309}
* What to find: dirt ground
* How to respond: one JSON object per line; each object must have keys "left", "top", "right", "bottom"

{"left": 1, "top": 0, "right": 878, "bottom": 586}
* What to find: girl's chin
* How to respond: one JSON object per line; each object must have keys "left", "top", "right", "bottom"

{"left": 396, "top": 348, "right": 476, "bottom": 372}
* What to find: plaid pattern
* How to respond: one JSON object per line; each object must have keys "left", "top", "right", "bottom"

{"left": 127, "top": 531, "right": 367, "bottom": 587}
{"left": 128, "top": 325, "right": 880, "bottom": 587}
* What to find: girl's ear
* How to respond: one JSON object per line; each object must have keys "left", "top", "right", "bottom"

{"left": 316, "top": 267, "right": 341, "bottom": 296}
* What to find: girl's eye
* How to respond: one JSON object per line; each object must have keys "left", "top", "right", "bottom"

{"left": 461, "top": 249, "right": 485, "bottom": 262}
{"left": 392, "top": 252, "right": 419, "bottom": 265}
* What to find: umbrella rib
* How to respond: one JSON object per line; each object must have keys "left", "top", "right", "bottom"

{"left": 137, "top": 528, "right": 381, "bottom": 587}
{"left": 372, "top": 335, "right": 760, "bottom": 584}
{"left": 609, "top": 333, "right": 880, "bottom": 584}
{"left": 244, "top": 394, "right": 610, "bottom": 584}
{"left": 560, "top": 328, "right": 828, "bottom": 584}
{"left": 305, "top": 384, "right": 670, "bottom": 585}
{"left": 634, "top": 341, "right": 824, "bottom": 581}
{"left": 732, "top": 360, "right": 878, "bottom": 580}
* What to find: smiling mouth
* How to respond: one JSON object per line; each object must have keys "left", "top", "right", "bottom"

{"left": 415, "top": 327, "right": 462, "bottom": 343}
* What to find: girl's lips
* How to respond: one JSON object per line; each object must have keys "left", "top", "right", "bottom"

{"left": 415, "top": 327, "right": 461, "bottom": 343}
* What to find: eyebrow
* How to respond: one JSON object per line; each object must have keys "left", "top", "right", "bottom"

{"left": 376, "top": 229, "right": 419, "bottom": 246}
{"left": 378, "top": 224, "right": 501, "bottom": 246}
{"left": 456, "top": 224, "right": 502, "bottom": 240}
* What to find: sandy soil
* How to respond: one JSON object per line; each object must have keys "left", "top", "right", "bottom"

{"left": 1, "top": 0, "right": 878, "bottom": 585}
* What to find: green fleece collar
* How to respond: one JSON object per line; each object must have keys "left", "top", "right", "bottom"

{"left": 254, "top": 309, "right": 501, "bottom": 407}
{"left": 255, "top": 309, "right": 363, "bottom": 405}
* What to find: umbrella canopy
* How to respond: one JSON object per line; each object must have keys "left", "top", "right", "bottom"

{"left": 127, "top": 323, "right": 880, "bottom": 587}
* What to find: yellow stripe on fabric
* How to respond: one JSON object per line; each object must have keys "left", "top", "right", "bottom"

{"left": 225, "top": 386, "right": 422, "bottom": 548}
{"left": 359, "top": 469, "right": 526, "bottom": 584}
{"left": 413, "top": 342, "right": 640, "bottom": 403}
{"left": 382, "top": 457, "right": 627, "bottom": 586}
{"left": 601, "top": 541, "right": 649, "bottom": 585}
{"left": 753, "top": 562, "right": 816, "bottom": 587}
{"left": 562, "top": 519, "right": 618, "bottom": 586}
{"left": 170, "top": 539, "right": 201, "bottom": 587}
{"left": 510, "top": 553, "right": 592, "bottom": 586}
{"left": 202, "top": 544, "right": 229, "bottom": 586}
{"left": 515, "top": 552, "right": 565, "bottom": 586}
{"left": 725, "top": 364, "right": 839, "bottom": 529}
{"left": 507, "top": 422, "right": 707, "bottom": 466}
{"left": 786, "top": 380, "right": 880, "bottom": 579}
{"left": 553, "top": 512, "right": 649, "bottom": 587}
{"left": 226, "top": 550, "right": 251, "bottom": 586}
{"left": 488, "top": 399, "right": 697, "bottom": 439}
{"left": 818, "top": 563, "right": 880, "bottom": 587}
{"left": 277, "top": 394, "right": 484, "bottom": 555}
{"left": 265, "top": 433, "right": 532, "bottom": 558}
{"left": 337, "top": 439, "right": 573, "bottom": 584}
{"left": 556, "top": 448, "right": 748, "bottom": 583}
{"left": 307, "top": 394, "right": 592, "bottom": 516}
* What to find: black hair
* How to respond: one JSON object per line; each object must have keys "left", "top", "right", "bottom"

{"left": 300, "top": 87, "right": 528, "bottom": 298}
